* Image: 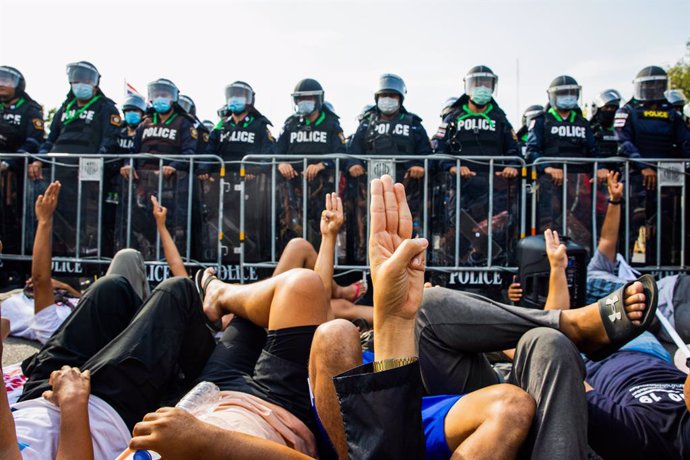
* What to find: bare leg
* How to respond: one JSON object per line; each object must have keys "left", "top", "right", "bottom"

{"left": 203, "top": 267, "right": 329, "bottom": 330}
{"left": 445, "top": 385, "right": 535, "bottom": 460}
{"left": 1, "top": 318, "right": 9, "bottom": 342}
{"left": 308, "top": 319, "right": 362, "bottom": 459}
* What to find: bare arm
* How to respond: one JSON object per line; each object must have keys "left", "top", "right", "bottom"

{"left": 130, "top": 408, "right": 313, "bottom": 460}
{"left": 598, "top": 171, "right": 624, "bottom": 263}
{"left": 314, "top": 193, "right": 343, "bottom": 303}
{"left": 543, "top": 229, "right": 570, "bottom": 311}
{"left": 0, "top": 339, "right": 22, "bottom": 460}
{"left": 43, "top": 367, "right": 94, "bottom": 460}
{"left": 151, "top": 196, "right": 187, "bottom": 277}
{"left": 33, "top": 181, "right": 61, "bottom": 315}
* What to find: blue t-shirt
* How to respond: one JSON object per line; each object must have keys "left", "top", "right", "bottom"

{"left": 586, "top": 351, "right": 689, "bottom": 459}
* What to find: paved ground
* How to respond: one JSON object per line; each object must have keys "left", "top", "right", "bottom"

{"left": 2, "top": 336, "right": 40, "bottom": 366}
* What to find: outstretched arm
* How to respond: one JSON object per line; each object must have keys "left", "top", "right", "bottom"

{"left": 151, "top": 196, "right": 187, "bottom": 277}
{"left": 314, "top": 193, "right": 343, "bottom": 304}
{"left": 33, "top": 181, "right": 61, "bottom": 315}
{"left": 598, "top": 171, "right": 624, "bottom": 263}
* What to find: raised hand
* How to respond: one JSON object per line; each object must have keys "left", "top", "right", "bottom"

{"left": 369, "top": 175, "right": 428, "bottom": 323}
{"left": 151, "top": 195, "right": 168, "bottom": 228}
{"left": 34, "top": 181, "right": 61, "bottom": 223}
{"left": 607, "top": 170, "right": 623, "bottom": 202}
{"left": 544, "top": 229, "right": 567, "bottom": 270}
{"left": 320, "top": 192, "right": 343, "bottom": 237}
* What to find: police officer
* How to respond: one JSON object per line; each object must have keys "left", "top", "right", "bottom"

{"left": 526, "top": 75, "right": 601, "bottom": 185}
{"left": 203, "top": 81, "right": 274, "bottom": 175}
{"left": 347, "top": 73, "right": 431, "bottom": 180}
{"left": 590, "top": 89, "right": 623, "bottom": 159}
{"left": 38, "top": 61, "right": 121, "bottom": 256}
{"left": 432, "top": 66, "right": 520, "bottom": 265}
{"left": 121, "top": 79, "right": 197, "bottom": 258}
{"left": 665, "top": 89, "right": 687, "bottom": 115}
{"left": 0, "top": 66, "right": 44, "bottom": 253}
{"left": 275, "top": 78, "right": 346, "bottom": 249}
{"left": 516, "top": 105, "right": 544, "bottom": 146}
{"left": 117, "top": 94, "right": 147, "bottom": 153}
{"left": 615, "top": 66, "right": 690, "bottom": 265}
{"left": 199, "top": 81, "right": 275, "bottom": 262}
{"left": 39, "top": 61, "right": 120, "bottom": 157}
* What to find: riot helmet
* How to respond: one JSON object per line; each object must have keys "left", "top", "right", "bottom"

{"left": 0, "top": 66, "right": 25, "bottom": 102}
{"left": 521, "top": 104, "right": 544, "bottom": 128}
{"left": 202, "top": 120, "right": 215, "bottom": 132}
{"left": 147, "top": 78, "right": 179, "bottom": 102}
{"left": 66, "top": 61, "right": 100, "bottom": 86}
{"left": 547, "top": 75, "right": 581, "bottom": 110}
{"left": 122, "top": 94, "right": 147, "bottom": 113}
{"left": 357, "top": 104, "right": 374, "bottom": 121}
{"left": 440, "top": 97, "right": 458, "bottom": 119}
{"left": 591, "top": 89, "right": 622, "bottom": 120}
{"left": 178, "top": 95, "right": 196, "bottom": 115}
{"left": 225, "top": 81, "right": 255, "bottom": 114}
{"left": 464, "top": 65, "right": 497, "bottom": 106}
{"left": 633, "top": 66, "right": 667, "bottom": 102}
{"left": 291, "top": 78, "right": 324, "bottom": 115}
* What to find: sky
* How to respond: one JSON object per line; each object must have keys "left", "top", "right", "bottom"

{"left": 0, "top": 0, "right": 688, "bottom": 135}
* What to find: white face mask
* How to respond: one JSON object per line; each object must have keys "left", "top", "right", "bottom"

{"left": 377, "top": 96, "right": 400, "bottom": 115}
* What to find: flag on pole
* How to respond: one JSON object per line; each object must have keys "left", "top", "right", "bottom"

{"left": 124, "top": 79, "right": 143, "bottom": 98}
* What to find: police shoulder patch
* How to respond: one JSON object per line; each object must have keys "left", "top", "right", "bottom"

{"left": 32, "top": 118, "right": 45, "bottom": 131}
{"left": 338, "top": 131, "right": 346, "bottom": 144}
{"left": 110, "top": 114, "right": 122, "bottom": 127}
{"left": 191, "top": 128, "right": 198, "bottom": 139}
{"left": 202, "top": 133, "right": 209, "bottom": 143}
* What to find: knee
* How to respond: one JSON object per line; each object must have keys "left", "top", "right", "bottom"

{"left": 487, "top": 385, "right": 536, "bottom": 434}
{"left": 282, "top": 268, "right": 326, "bottom": 301}
{"left": 285, "top": 237, "right": 315, "bottom": 256}
{"left": 311, "top": 319, "right": 361, "bottom": 373}
{"left": 155, "top": 276, "right": 196, "bottom": 298}
{"left": 515, "top": 328, "right": 584, "bottom": 375}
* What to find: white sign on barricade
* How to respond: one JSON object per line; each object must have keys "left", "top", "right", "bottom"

{"left": 78, "top": 158, "right": 103, "bottom": 182}
{"left": 658, "top": 162, "right": 685, "bottom": 187}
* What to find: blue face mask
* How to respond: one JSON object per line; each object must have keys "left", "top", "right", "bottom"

{"left": 152, "top": 97, "right": 172, "bottom": 113}
{"left": 227, "top": 96, "right": 247, "bottom": 114}
{"left": 555, "top": 95, "right": 578, "bottom": 110}
{"left": 470, "top": 86, "right": 493, "bottom": 106}
{"left": 71, "top": 83, "right": 94, "bottom": 100}
{"left": 296, "top": 100, "right": 316, "bottom": 115}
{"left": 124, "top": 111, "right": 142, "bottom": 126}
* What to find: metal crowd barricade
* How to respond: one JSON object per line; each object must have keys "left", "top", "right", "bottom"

{"left": 531, "top": 157, "right": 688, "bottom": 271}
{"left": 238, "top": 154, "right": 528, "bottom": 282}
{"left": 0, "top": 153, "right": 225, "bottom": 272}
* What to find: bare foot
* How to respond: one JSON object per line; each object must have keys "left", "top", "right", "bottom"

{"left": 201, "top": 268, "right": 224, "bottom": 323}
{"left": 560, "top": 281, "right": 647, "bottom": 353}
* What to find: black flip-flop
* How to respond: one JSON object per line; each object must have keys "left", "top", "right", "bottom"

{"left": 587, "top": 274, "right": 658, "bottom": 361}
{"left": 194, "top": 269, "right": 222, "bottom": 332}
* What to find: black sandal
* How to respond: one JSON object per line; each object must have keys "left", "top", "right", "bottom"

{"left": 195, "top": 269, "right": 222, "bottom": 332}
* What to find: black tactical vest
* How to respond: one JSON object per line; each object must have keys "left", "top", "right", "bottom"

{"left": 139, "top": 112, "right": 186, "bottom": 155}
{"left": 447, "top": 104, "right": 505, "bottom": 157}
{"left": 363, "top": 112, "right": 416, "bottom": 155}
{"left": 542, "top": 109, "right": 590, "bottom": 158}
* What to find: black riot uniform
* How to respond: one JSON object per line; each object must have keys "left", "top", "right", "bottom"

{"left": 526, "top": 75, "right": 601, "bottom": 251}
{"left": 275, "top": 78, "right": 346, "bottom": 252}
{"left": 36, "top": 62, "right": 121, "bottom": 256}
{"left": 431, "top": 66, "right": 521, "bottom": 267}
{"left": 0, "top": 66, "right": 45, "bottom": 254}
{"left": 615, "top": 66, "right": 690, "bottom": 266}
{"left": 199, "top": 81, "right": 276, "bottom": 263}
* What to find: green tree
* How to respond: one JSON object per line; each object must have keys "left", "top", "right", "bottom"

{"left": 667, "top": 38, "right": 690, "bottom": 99}
{"left": 44, "top": 107, "right": 57, "bottom": 134}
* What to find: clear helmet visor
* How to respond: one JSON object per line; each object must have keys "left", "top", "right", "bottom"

{"left": 0, "top": 68, "right": 21, "bottom": 88}
{"left": 148, "top": 82, "right": 179, "bottom": 102}
{"left": 292, "top": 90, "right": 323, "bottom": 108}
{"left": 547, "top": 85, "right": 581, "bottom": 106}
{"left": 464, "top": 73, "right": 497, "bottom": 94}
{"left": 593, "top": 89, "right": 622, "bottom": 108}
{"left": 66, "top": 63, "right": 99, "bottom": 86}
{"left": 664, "top": 89, "right": 687, "bottom": 106}
{"left": 633, "top": 76, "right": 667, "bottom": 101}
{"left": 225, "top": 84, "right": 254, "bottom": 105}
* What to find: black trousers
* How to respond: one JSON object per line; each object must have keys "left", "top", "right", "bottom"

{"left": 19, "top": 275, "right": 216, "bottom": 430}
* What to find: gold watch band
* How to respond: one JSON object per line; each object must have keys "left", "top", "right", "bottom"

{"left": 372, "top": 357, "right": 418, "bottom": 373}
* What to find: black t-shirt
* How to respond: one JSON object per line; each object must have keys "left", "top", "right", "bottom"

{"left": 586, "top": 351, "right": 689, "bottom": 459}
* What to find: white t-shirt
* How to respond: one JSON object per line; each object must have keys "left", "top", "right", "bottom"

{"left": 12, "top": 395, "right": 130, "bottom": 460}
{"left": 1, "top": 293, "right": 74, "bottom": 344}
